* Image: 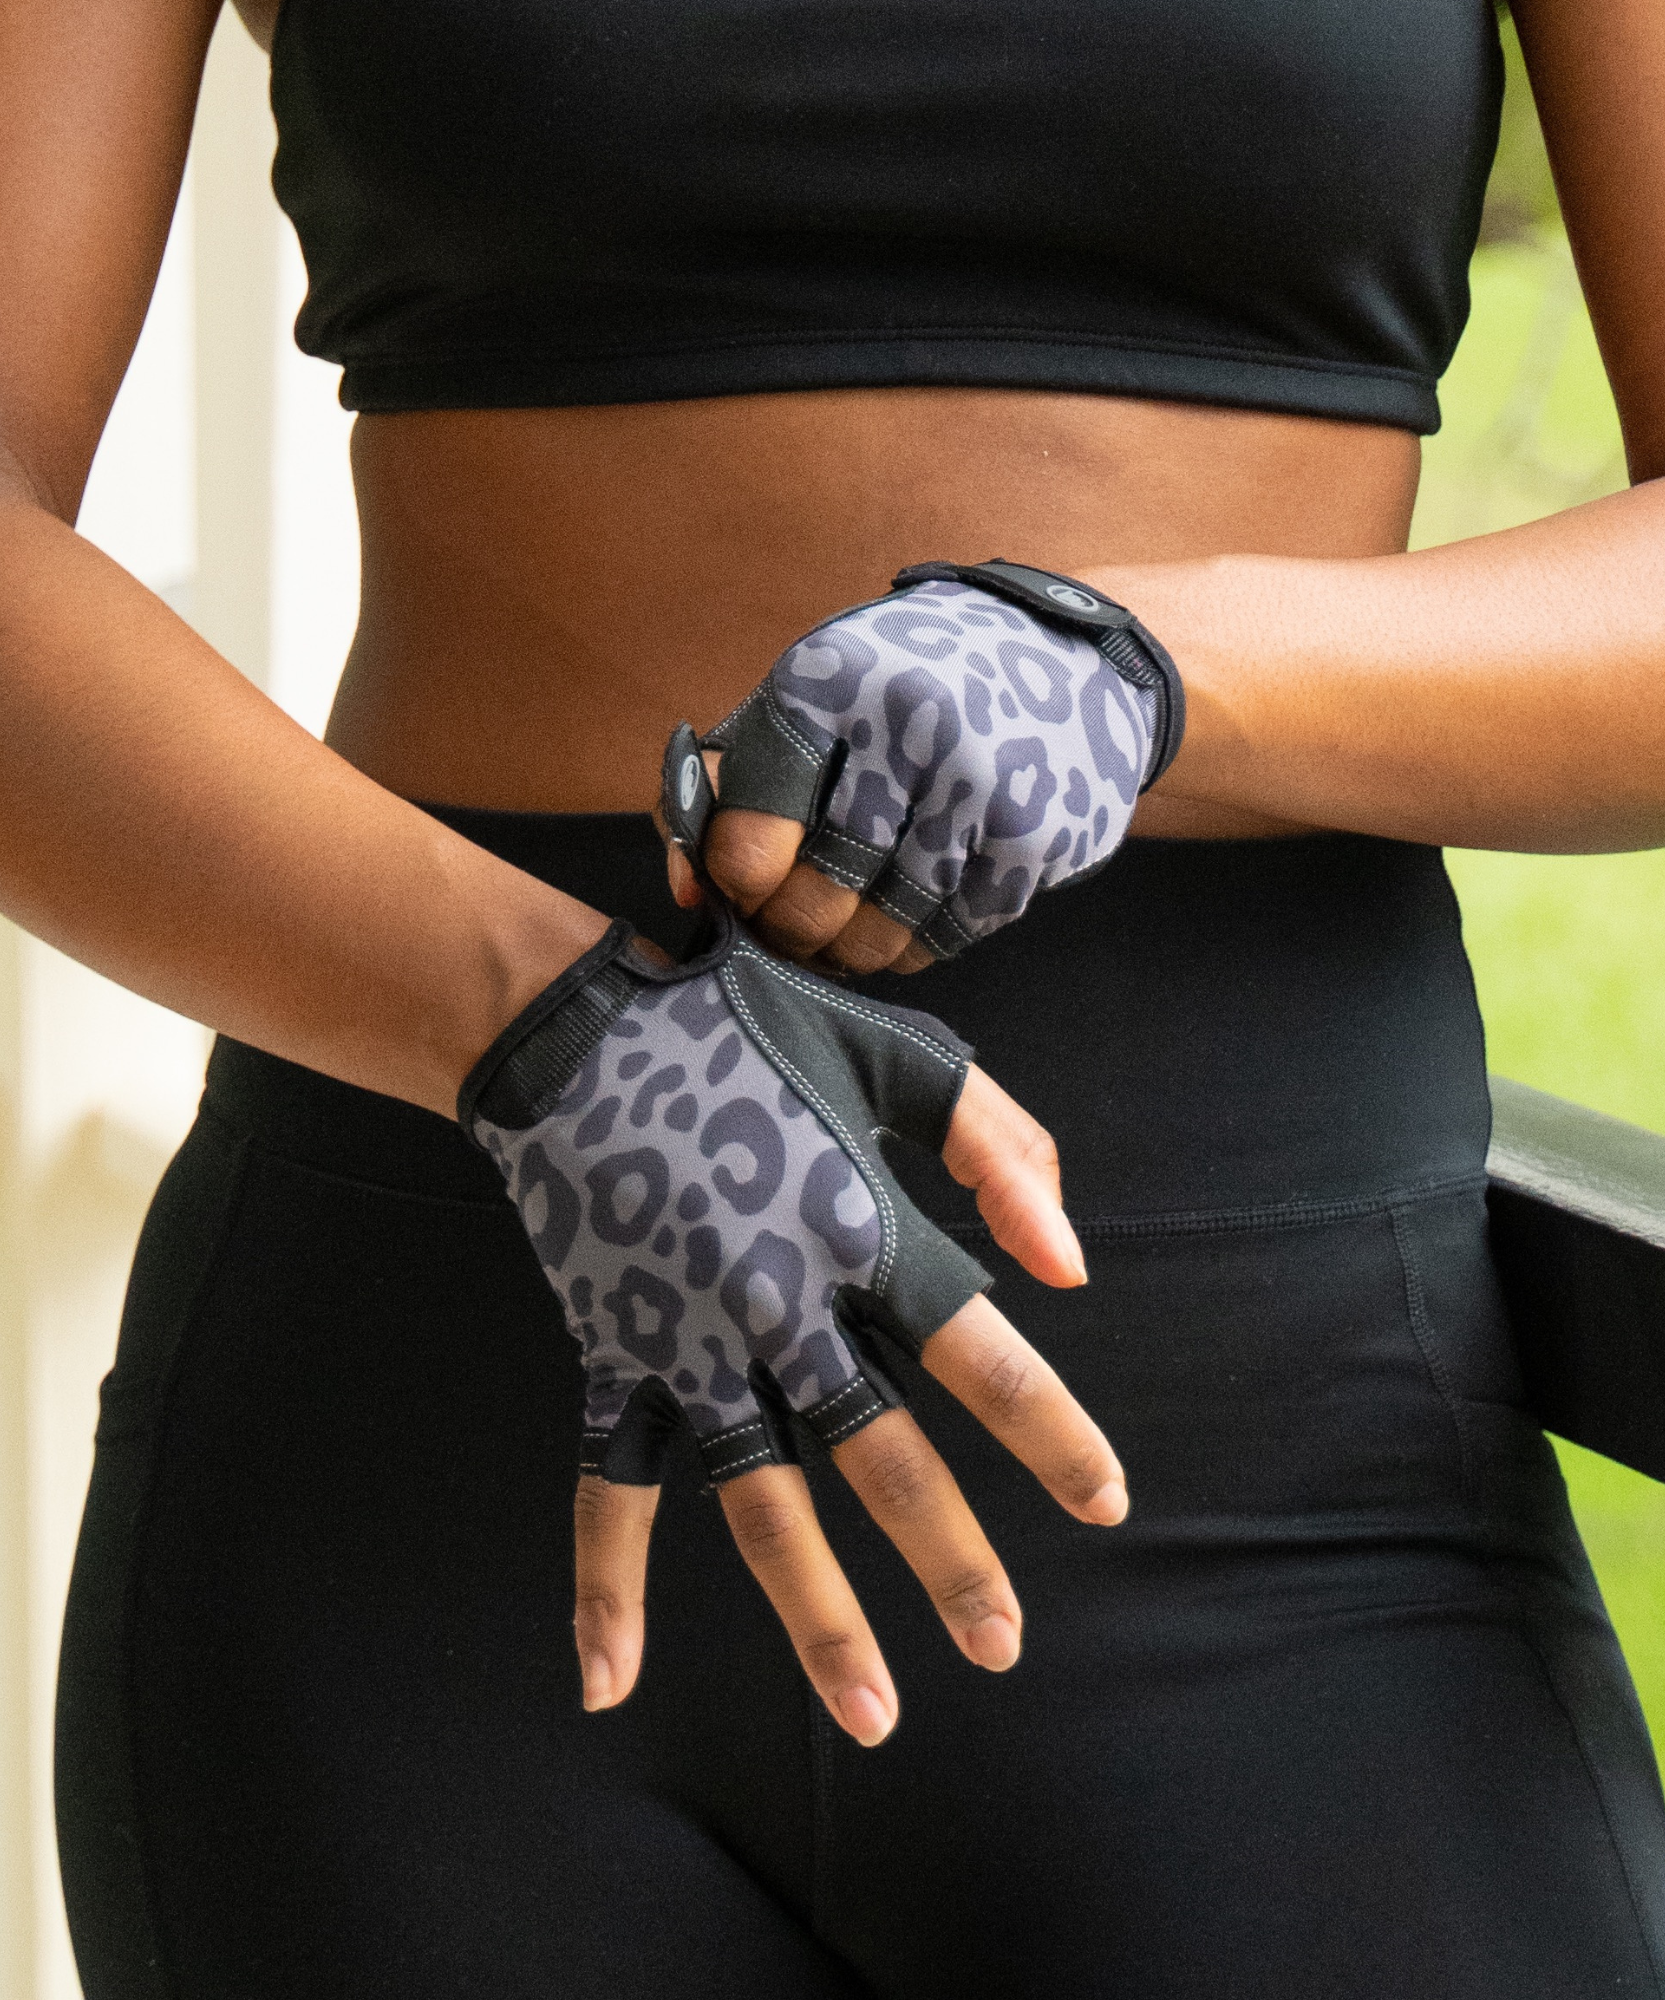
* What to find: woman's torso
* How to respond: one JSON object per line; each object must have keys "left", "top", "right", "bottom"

{"left": 232, "top": 0, "right": 1492, "bottom": 829}
{"left": 328, "top": 393, "right": 1420, "bottom": 832}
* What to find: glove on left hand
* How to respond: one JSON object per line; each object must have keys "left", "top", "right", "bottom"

{"left": 695, "top": 558, "right": 1185, "bottom": 958}
{"left": 461, "top": 899, "right": 989, "bottom": 1487}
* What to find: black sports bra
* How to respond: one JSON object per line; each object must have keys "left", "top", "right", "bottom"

{"left": 269, "top": 0, "right": 1503, "bottom": 432}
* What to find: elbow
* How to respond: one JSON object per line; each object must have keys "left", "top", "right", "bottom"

{"left": 0, "top": 425, "right": 80, "bottom": 525}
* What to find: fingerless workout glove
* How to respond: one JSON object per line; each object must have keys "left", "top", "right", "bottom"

{"left": 461, "top": 913, "right": 990, "bottom": 1485}
{"left": 697, "top": 559, "right": 1185, "bottom": 958}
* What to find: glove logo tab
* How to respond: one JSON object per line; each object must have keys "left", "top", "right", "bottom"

{"left": 679, "top": 752, "right": 703, "bottom": 814}
{"left": 1045, "top": 582, "right": 1101, "bottom": 612}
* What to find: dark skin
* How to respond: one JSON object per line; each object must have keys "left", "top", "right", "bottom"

{"left": 1, "top": 0, "right": 1662, "bottom": 1744}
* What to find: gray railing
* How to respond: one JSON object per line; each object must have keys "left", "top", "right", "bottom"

{"left": 1488, "top": 1077, "right": 1665, "bottom": 1482}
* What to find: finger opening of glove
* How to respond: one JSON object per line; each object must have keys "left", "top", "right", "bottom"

{"left": 577, "top": 1303, "right": 913, "bottom": 1493}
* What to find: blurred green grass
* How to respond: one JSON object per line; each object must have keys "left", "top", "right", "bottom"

{"left": 1413, "top": 18, "right": 1663, "bottom": 1751}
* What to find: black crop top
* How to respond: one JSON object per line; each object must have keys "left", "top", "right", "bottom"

{"left": 269, "top": 0, "right": 1503, "bottom": 432}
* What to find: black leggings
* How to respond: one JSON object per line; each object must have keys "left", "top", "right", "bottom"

{"left": 57, "top": 820, "right": 1665, "bottom": 1998}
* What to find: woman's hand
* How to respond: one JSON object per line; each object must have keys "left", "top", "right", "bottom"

{"left": 665, "top": 561, "right": 1181, "bottom": 973}
{"left": 572, "top": 1065, "right": 1121, "bottom": 1746}
{"left": 463, "top": 917, "right": 1122, "bottom": 1746}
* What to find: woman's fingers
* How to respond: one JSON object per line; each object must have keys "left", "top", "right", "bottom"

{"left": 889, "top": 938, "right": 937, "bottom": 974}
{"left": 944, "top": 1065, "right": 1087, "bottom": 1289}
{"left": 833, "top": 1408, "right": 1023, "bottom": 1670}
{"left": 703, "top": 808, "right": 809, "bottom": 915}
{"left": 719, "top": 1461, "right": 899, "bottom": 1746}
{"left": 925, "top": 1293, "right": 1128, "bottom": 1527}
{"left": 699, "top": 807, "right": 874, "bottom": 962}
{"left": 665, "top": 842, "right": 702, "bottom": 910}
{"left": 654, "top": 769, "right": 929, "bottom": 971}
{"left": 576, "top": 1462, "right": 904, "bottom": 1744}
{"left": 654, "top": 752, "right": 723, "bottom": 910}
{"left": 753, "top": 861, "right": 863, "bottom": 960}
{"left": 819, "top": 897, "right": 916, "bottom": 975}
{"left": 572, "top": 1475, "right": 661, "bottom": 1711}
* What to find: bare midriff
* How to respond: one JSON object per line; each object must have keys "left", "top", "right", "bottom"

{"left": 327, "top": 389, "right": 1422, "bottom": 838}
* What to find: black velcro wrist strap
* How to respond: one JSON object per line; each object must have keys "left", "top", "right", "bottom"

{"left": 457, "top": 917, "right": 640, "bottom": 1140}
{"left": 891, "top": 558, "right": 1187, "bottom": 789}
{"left": 1098, "top": 617, "right": 1187, "bottom": 790}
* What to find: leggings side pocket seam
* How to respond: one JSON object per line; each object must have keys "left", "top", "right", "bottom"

{"left": 1390, "top": 1204, "right": 1475, "bottom": 1506}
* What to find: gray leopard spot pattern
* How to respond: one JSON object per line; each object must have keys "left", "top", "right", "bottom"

{"left": 767, "top": 579, "right": 1155, "bottom": 945}
{"left": 480, "top": 974, "right": 880, "bottom": 1443}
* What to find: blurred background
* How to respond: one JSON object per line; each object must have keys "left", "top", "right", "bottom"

{"left": 0, "top": 8, "right": 1660, "bottom": 1994}
{"left": 1420, "top": 14, "right": 1665, "bottom": 1791}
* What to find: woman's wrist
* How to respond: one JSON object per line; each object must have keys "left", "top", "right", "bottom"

{"left": 418, "top": 868, "right": 614, "bottom": 1123}
{"left": 1077, "top": 554, "right": 1266, "bottom": 809}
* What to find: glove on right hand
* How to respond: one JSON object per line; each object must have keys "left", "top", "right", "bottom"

{"left": 461, "top": 908, "right": 990, "bottom": 1486}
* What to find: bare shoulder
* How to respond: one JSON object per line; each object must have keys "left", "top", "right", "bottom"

{"left": 1513, "top": 0, "right": 1665, "bottom": 478}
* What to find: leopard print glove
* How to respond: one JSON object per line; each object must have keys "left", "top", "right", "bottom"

{"left": 461, "top": 914, "right": 989, "bottom": 1485}
{"left": 698, "top": 559, "right": 1184, "bottom": 958}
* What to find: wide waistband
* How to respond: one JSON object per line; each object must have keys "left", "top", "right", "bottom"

{"left": 202, "top": 809, "right": 1491, "bottom": 1225}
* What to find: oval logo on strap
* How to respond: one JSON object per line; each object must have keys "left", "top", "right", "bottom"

{"left": 679, "top": 753, "right": 702, "bottom": 814}
{"left": 1046, "top": 583, "right": 1100, "bottom": 613}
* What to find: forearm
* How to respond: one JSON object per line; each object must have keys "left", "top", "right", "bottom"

{"left": 1089, "top": 476, "right": 1665, "bottom": 852}
{"left": 0, "top": 493, "right": 608, "bottom": 1117}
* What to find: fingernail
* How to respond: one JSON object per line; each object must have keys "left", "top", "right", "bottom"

{"left": 581, "top": 1654, "right": 613, "bottom": 1711}
{"left": 837, "top": 1686, "right": 895, "bottom": 1747}
{"left": 963, "top": 1613, "right": 1022, "bottom": 1672}
{"left": 1051, "top": 1219, "right": 1088, "bottom": 1286}
{"left": 1082, "top": 1477, "right": 1129, "bottom": 1526}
